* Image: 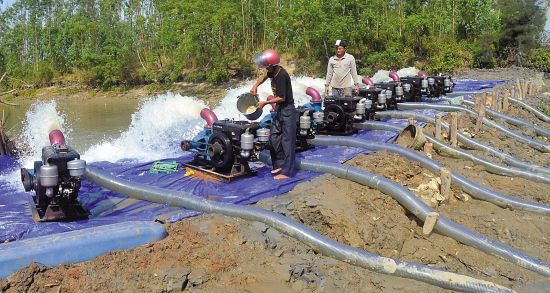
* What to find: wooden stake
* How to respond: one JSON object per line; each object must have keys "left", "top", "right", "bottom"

{"left": 435, "top": 114, "right": 443, "bottom": 140}
{"left": 473, "top": 94, "right": 481, "bottom": 112}
{"left": 450, "top": 112, "right": 458, "bottom": 146}
{"left": 502, "top": 88, "right": 510, "bottom": 113}
{"left": 521, "top": 79, "right": 527, "bottom": 99}
{"left": 440, "top": 167, "right": 452, "bottom": 202}
{"left": 491, "top": 90, "right": 499, "bottom": 111}
{"left": 408, "top": 117, "right": 415, "bottom": 126}
{"left": 516, "top": 78, "right": 522, "bottom": 100}
{"left": 423, "top": 212, "right": 439, "bottom": 235}
{"left": 474, "top": 93, "right": 486, "bottom": 133}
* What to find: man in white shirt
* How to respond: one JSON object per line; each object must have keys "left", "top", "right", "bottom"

{"left": 324, "top": 40, "right": 360, "bottom": 98}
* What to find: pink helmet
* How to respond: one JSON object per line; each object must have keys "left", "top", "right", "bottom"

{"left": 253, "top": 49, "right": 280, "bottom": 68}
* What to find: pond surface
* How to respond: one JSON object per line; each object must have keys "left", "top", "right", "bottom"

{"left": 0, "top": 96, "right": 144, "bottom": 152}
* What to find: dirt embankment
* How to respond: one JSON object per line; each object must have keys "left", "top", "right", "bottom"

{"left": 3, "top": 67, "right": 550, "bottom": 293}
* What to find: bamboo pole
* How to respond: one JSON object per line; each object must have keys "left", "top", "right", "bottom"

{"left": 450, "top": 112, "right": 458, "bottom": 146}
{"left": 502, "top": 88, "right": 510, "bottom": 113}
{"left": 435, "top": 114, "right": 443, "bottom": 140}
{"left": 516, "top": 78, "right": 523, "bottom": 100}
{"left": 491, "top": 90, "right": 498, "bottom": 111}
{"left": 474, "top": 93, "right": 486, "bottom": 133}
{"left": 521, "top": 79, "right": 527, "bottom": 99}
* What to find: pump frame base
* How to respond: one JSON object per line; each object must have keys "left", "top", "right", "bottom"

{"left": 182, "top": 159, "right": 257, "bottom": 183}
{"left": 30, "top": 199, "right": 89, "bottom": 222}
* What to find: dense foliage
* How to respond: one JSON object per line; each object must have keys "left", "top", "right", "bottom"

{"left": 0, "top": 0, "right": 547, "bottom": 88}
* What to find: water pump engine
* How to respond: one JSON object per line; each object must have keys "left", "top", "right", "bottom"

{"left": 372, "top": 82, "right": 406, "bottom": 110}
{"left": 181, "top": 109, "right": 270, "bottom": 180}
{"left": 399, "top": 76, "right": 428, "bottom": 102}
{"left": 20, "top": 130, "right": 88, "bottom": 222}
{"left": 318, "top": 96, "right": 369, "bottom": 135}
{"left": 426, "top": 75, "right": 455, "bottom": 98}
{"left": 295, "top": 107, "right": 316, "bottom": 151}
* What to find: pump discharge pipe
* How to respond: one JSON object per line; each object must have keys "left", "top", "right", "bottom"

{"left": 375, "top": 110, "right": 550, "bottom": 177}
{"left": 353, "top": 121, "right": 550, "bottom": 185}
{"left": 257, "top": 154, "right": 550, "bottom": 277}
{"left": 84, "top": 165, "right": 514, "bottom": 293}
{"left": 456, "top": 98, "right": 550, "bottom": 138}
{"left": 508, "top": 96, "right": 550, "bottom": 123}
{"left": 396, "top": 103, "right": 550, "bottom": 153}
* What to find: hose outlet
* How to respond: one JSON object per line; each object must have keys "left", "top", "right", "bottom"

{"left": 395, "top": 124, "right": 427, "bottom": 150}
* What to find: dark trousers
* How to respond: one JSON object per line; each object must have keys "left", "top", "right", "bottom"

{"left": 269, "top": 104, "right": 296, "bottom": 177}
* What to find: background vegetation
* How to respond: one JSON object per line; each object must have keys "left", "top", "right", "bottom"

{"left": 0, "top": 0, "right": 548, "bottom": 89}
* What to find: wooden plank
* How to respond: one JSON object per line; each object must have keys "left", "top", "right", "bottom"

{"left": 450, "top": 112, "right": 458, "bottom": 146}
{"left": 435, "top": 114, "right": 443, "bottom": 140}
{"left": 474, "top": 93, "right": 486, "bottom": 133}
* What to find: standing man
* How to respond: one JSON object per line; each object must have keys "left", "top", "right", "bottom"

{"left": 250, "top": 49, "right": 296, "bottom": 180}
{"left": 324, "top": 40, "right": 360, "bottom": 98}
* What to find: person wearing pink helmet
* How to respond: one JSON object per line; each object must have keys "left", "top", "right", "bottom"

{"left": 324, "top": 40, "right": 360, "bottom": 98}
{"left": 250, "top": 49, "right": 296, "bottom": 180}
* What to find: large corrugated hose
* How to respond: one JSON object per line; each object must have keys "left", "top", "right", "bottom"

{"left": 353, "top": 121, "right": 550, "bottom": 185}
{"left": 396, "top": 103, "right": 550, "bottom": 152}
{"left": 458, "top": 98, "right": 550, "bottom": 138}
{"left": 375, "top": 110, "right": 550, "bottom": 177}
{"left": 84, "top": 166, "right": 516, "bottom": 292}
{"left": 508, "top": 96, "right": 550, "bottom": 123}
{"left": 307, "top": 135, "right": 550, "bottom": 273}
{"left": 262, "top": 153, "right": 550, "bottom": 277}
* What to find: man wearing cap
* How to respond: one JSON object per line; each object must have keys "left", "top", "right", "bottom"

{"left": 250, "top": 49, "right": 296, "bottom": 180}
{"left": 324, "top": 40, "right": 360, "bottom": 98}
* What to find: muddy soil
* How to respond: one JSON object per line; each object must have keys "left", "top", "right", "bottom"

{"left": 3, "top": 68, "right": 550, "bottom": 293}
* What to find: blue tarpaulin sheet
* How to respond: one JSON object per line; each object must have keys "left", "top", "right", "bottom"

{"left": 0, "top": 79, "right": 501, "bottom": 242}
{"left": 453, "top": 79, "right": 506, "bottom": 92}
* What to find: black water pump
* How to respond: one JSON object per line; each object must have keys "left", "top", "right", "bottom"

{"left": 318, "top": 96, "right": 370, "bottom": 135}
{"left": 20, "top": 130, "right": 88, "bottom": 222}
{"left": 207, "top": 120, "right": 265, "bottom": 172}
{"left": 181, "top": 115, "right": 270, "bottom": 178}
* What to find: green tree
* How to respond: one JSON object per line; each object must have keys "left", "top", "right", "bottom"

{"left": 497, "top": 0, "right": 546, "bottom": 66}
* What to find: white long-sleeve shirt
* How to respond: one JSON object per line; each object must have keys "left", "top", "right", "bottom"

{"left": 325, "top": 53, "right": 360, "bottom": 88}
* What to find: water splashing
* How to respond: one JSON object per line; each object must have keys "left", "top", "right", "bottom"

{"left": 17, "top": 100, "right": 70, "bottom": 168}
{"left": 82, "top": 93, "right": 208, "bottom": 163}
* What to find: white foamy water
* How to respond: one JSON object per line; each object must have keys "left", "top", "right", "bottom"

{"left": 0, "top": 100, "right": 70, "bottom": 191}
{"left": 371, "top": 67, "right": 419, "bottom": 83}
{"left": 214, "top": 76, "right": 326, "bottom": 121}
{"left": 17, "top": 100, "right": 71, "bottom": 168}
{"left": 82, "top": 93, "right": 207, "bottom": 163}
